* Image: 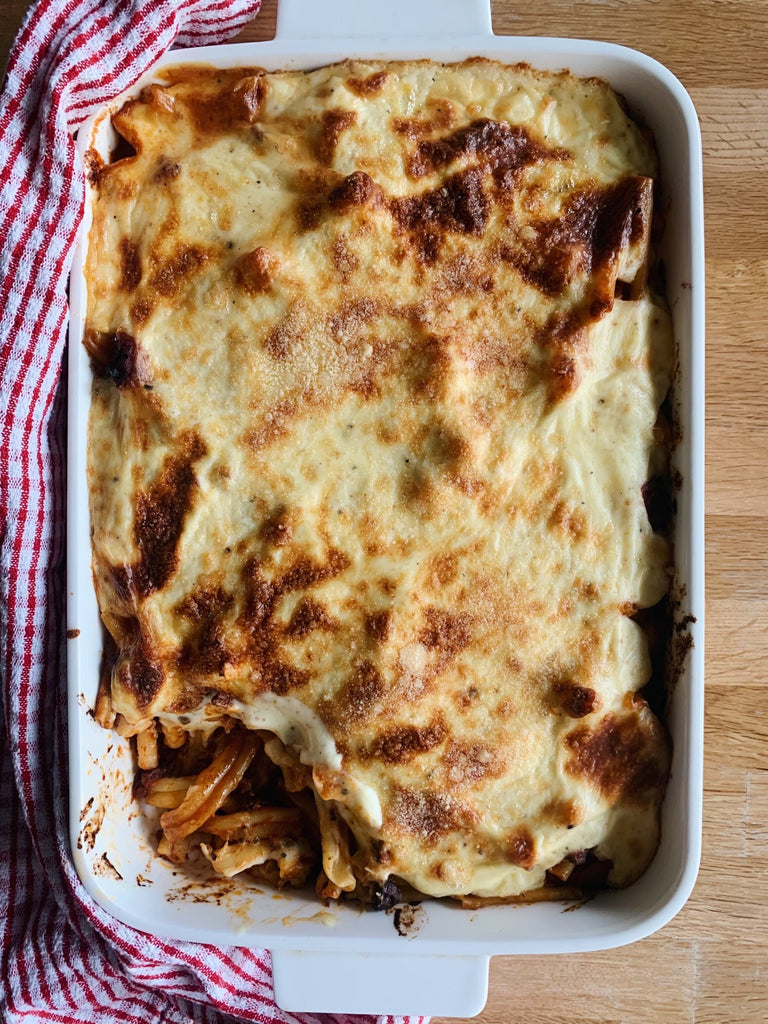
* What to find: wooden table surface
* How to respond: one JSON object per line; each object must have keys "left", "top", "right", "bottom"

{"left": 2, "top": 1, "right": 766, "bottom": 1021}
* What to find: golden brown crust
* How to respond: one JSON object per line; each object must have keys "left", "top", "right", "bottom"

{"left": 86, "top": 58, "right": 673, "bottom": 901}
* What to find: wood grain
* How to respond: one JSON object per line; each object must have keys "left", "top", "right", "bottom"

{"left": 2, "top": 1, "right": 766, "bottom": 1021}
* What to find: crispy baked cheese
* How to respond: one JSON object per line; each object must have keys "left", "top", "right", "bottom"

{"left": 85, "top": 59, "right": 673, "bottom": 898}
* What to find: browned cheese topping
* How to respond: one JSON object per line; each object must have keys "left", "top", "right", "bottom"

{"left": 85, "top": 59, "right": 673, "bottom": 899}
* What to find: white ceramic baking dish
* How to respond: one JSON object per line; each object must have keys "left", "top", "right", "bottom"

{"left": 67, "top": 0, "right": 705, "bottom": 1015}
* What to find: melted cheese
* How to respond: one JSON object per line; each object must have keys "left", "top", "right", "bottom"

{"left": 85, "top": 59, "right": 673, "bottom": 898}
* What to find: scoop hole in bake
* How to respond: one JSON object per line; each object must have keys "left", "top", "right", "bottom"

{"left": 109, "top": 131, "right": 137, "bottom": 165}
{"left": 629, "top": 597, "right": 672, "bottom": 721}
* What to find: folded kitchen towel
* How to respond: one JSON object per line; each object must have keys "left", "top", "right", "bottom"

{"left": 0, "top": 2, "right": 427, "bottom": 1022}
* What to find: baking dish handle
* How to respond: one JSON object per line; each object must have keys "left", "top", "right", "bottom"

{"left": 271, "top": 949, "right": 490, "bottom": 1017}
{"left": 275, "top": 0, "right": 493, "bottom": 40}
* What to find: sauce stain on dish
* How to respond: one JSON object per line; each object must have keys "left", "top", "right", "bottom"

{"left": 93, "top": 852, "right": 124, "bottom": 880}
{"left": 281, "top": 910, "right": 338, "bottom": 928}
{"left": 166, "top": 877, "right": 258, "bottom": 905}
{"left": 388, "top": 901, "right": 427, "bottom": 938}
{"left": 166, "top": 877, "right": 258, "bottom": 930}
{"left": 78, "top": 798, "right": 105, "bottom": 852}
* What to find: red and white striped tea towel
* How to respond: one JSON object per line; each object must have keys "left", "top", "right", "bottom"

{"left": 0, "top": 3, "right": 427, "bottom": 1022}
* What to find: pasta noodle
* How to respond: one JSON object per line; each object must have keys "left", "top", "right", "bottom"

{"left": 136, "top": 722, "right": 158, "bottom": 770}
{"left": 160, "top": 729, "right": 259, "bottom": 841}
{"left": 134, "top": 720, "right": 623, "bottom": 906}
{"left": 143, "top": 775, "right": 195, "bottom": 810}
{"left": 200, "top": 807, "right": 302, "bottom": 841}
{"left": 201, "top": 838, "right": 314, "bottom": 883}
{"left": 133, "top": 725, "right": 323, "bottom": 888}
{"left": 314, "top": 794, "right": 356, "bottom": 893}
{"left": 458, "top": 887, "right": 583, "bottom": 909}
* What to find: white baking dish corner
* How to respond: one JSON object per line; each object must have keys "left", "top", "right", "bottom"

{"left": 67, "top": 0, "right": 704, "bottom": 1016}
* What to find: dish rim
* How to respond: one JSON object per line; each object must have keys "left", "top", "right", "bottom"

{"left": 66, "top": 27, "right": 705, "bottom": 973}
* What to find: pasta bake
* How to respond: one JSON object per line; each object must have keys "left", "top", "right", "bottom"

{"left": 84, "top": 59, "right": 674, "bottom": 905}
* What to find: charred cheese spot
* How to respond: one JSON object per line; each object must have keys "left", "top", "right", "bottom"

{"left": 439, "top": 251, "right": 494, "bottom": 295}
{"left": 506, "top": 827, "right": 536, "bottom": 869}
{"left": 400, "top": 462, "right": 435, "bottom": 512}
{"left": 263, "top": 660, "right": 309, "bottom": 695}
{"left": 133, "top": 437, "right": 206, "bottom": 595}
{"left": 84, "top": 148, "right": 107, "bottom": 186}
{"left": 551, "top": 680, "right": 600, "bottom": 718}
{"left": 295, "top": 170, "right": 338, "bottom": 232}
{"left": 239, "top": 547, "right": 350, "bottom": 635}
{"left": 176, "top": 583, "right": 233, "bottom": 622}
{"left": 119, "top": 238, "right": 141, "bottom": 291}
{"left": 153, "top": 159, "right": 180, "bottom": 183}
{"left": 242, "top": 397, "right": 297, "bottom": 449}
{"left": 502, "top": 175, "right": 651, "bottom": 299}
{"left": 564, "top": 712, "right": 668, "bottom": 804}
{"left": 328, "top": 297, "right": 378, "bottom": 344}
{"left": 149, "top": 245, "right": 210, "bottom": 299}
{"left": 406, "top": 118, "right": 564, "bottom": 180}
{"left": 548, "top": 351, "right": 578, "bottom": 402}
{"left": 140, "top": 83, "right": 176, "bottom": 115}
{"left": 419, "top": 422, "right": 469, "bottom": 468}
{"left": 116, "top": 637, "right": 165, "bottom": 709}
{"left": 176, "top": 584, "right": 234, "bottom": 675}
{"left": 391, "top": 168, "right": 490, "bottom": 260}
{"left": 317, "top": 109, "right": 358, "bottom": 165}
{"left": 288, "top": 597, "right": 337, "bottom": 638}
{"left": 328, "top": 171, "right": 385, "bottom": 213}
{"left": 427, "top": 553, "right": 459, "bottom": 588}
{"left": 331, "top": 235, "right": 359, "bottom": 279}
{"left": 367, "top": 720, "right": 447, "bottom": 765}
{"left": 260, "top": 505, "right": 294, "bottom": 547}
{"left": 263, "top": 306, "right": 306, "bottom": 361}
{"left": 130, "top": 299, "right": 152, "bottom": 326}
{"left": 345, "top": 70, "right": 390, "bottom": 97}
{"left": 234, "top": 246, "right": 279, "bottom": 295}
{"left": 365, "top": 609, "right": 392, "bottom": 643}
{"left": 539, "top": 313, "right": 588, "bottom": 404}
{"left": 179, "top": 69, "right": 269, "bottom": 134}
{"left": 240, "top": 558, "right": 276, "bottom": 627}
{"left": 232, "top": 74, "right": 269, "bottom": 123}
{"left": 279, "top": 548, "right": 351, "bottom": 593}
{"left": 576, "top": 579, "right": 600, "bottom": 601}
{"left": 549, "top": 501, "right": 587, "bottom": 541}
{"left": 495, "top": 696, "right": 515, "bottom": 717}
